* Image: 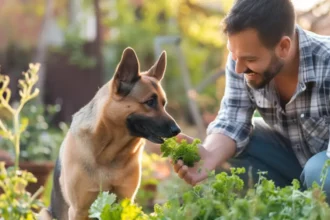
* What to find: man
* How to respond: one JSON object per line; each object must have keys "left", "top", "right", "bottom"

{"left": 173, "top": 0, "right": 330, "bottom": 201}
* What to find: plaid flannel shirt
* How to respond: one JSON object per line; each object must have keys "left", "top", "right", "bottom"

{"left": 207, "top": 25, "right": 330, "bottom": 167}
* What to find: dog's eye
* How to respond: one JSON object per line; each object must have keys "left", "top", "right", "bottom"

{"left": 144, "top": 96, "right": 157, "bottom": 108}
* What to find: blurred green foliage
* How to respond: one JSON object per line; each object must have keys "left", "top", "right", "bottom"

{"left": 0, "top": 102, "right": 67, "bottom": 162}
{"left": 0, "top": 0, "right": 235, "bottom": 120}
{"left": 102, "top": 0, "right": 233, "bottom": 116}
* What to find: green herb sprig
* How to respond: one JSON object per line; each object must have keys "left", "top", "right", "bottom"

{"left": 160, "top": 137, "right": 201, "bottom": 167}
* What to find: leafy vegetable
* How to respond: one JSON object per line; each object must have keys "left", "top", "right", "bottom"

{"left": 89, "top": 165, "right": 330, "bottom": 220}
{"left": 160, "top": 137, "right": 201, "bottom": 167}
{"left": 88, "top": 192, "right": 148, "bottom": 220}
{"left": 89, "top": 192, "right": 117, "bottom": 219}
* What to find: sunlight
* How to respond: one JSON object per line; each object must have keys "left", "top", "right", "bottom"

{"left": 291, "top": 0, "right": 323, "bottom": 11}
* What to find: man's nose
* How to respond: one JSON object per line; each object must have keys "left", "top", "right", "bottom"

{"left": 235, "top": 59, "right": 246, "bottom": 74}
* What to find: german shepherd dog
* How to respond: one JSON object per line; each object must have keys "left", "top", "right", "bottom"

{"left": 39, "top": 47, "right": 181, "bottom": 220}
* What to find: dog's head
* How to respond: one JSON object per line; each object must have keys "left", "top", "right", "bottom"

{"left": 108, "top": 47, "right": 181, "bottom": 144}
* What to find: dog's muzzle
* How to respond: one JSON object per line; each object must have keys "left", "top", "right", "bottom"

{"left": 126, "top": 114, "right": 181, "bottom": 144}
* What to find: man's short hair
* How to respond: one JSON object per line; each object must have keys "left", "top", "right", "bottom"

{"left": 223, "top": 0, "right": 296, "bottom": 48}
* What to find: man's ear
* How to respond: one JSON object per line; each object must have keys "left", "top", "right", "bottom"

{"left": 276, "top": 36, "right": 291, "bottom": 59}
{"left": 147, "top": 51, "right": 167, "bottom": 81}
{"left": 113, "top": 47, "right": 140, "bottom": 96}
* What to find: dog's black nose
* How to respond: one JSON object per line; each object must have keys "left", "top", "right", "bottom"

{"left": 170, "top": 124, "right": 181, "bottom": 136}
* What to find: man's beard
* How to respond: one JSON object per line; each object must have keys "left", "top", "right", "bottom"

{"left": 245, "top": 55, "right": 284, "bottom": 89}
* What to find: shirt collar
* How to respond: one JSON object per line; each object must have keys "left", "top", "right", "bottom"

{"left": 296, "top": 24, "right": 316, "bottom": 83}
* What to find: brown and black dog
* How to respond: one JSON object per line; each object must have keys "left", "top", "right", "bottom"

{"left": 39, "top": 47, "right": 180, "bottom": 220}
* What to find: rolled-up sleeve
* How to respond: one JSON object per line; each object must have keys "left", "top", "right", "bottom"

{"left": 327, "top": 68, "right": 330, "bottom": 159}
{"left": 207, "top": 54, "right": 255, "bottom": 156}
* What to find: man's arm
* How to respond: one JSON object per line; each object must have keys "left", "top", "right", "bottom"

{"left": 174, "top": 133, "right": 236, "bottom": 186}
{"left": 206, "top": 54, "right": 255, "bottom": 156}
{"left": 174, "top": 53, "right": 255, "bottom": 185}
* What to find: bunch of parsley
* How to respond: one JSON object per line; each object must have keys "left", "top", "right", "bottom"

{"left": 160, "top": 137, "right": 201, "bottom": 167}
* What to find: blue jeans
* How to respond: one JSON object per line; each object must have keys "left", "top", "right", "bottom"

{"left": 222, "top": 118, "right": 330, "bottom": 202}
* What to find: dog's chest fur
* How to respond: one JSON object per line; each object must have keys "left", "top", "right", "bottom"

{"left": 90, "top": 139, "right": 145, "bottom": 187}
{"left": 61, "top": 131, "right": 144, "bottom": 191}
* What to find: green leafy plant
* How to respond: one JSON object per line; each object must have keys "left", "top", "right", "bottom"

{"left": 0, "top": 162, "right": 44, "bottom": 220}
{"left": 152, "top": 168, "right": 329, "bottom": 220}
{"left": 89, "top": 161, "right": 330, "bottom": 220}
{"left": 89, "top": 192, "right": 148, "bottom": 220}
{"left": 0, "top": 63, "right": 40, "bottom": 169}
{"left": 0, "top": 64, "right": 45, "bottom": 219}
{"left": 160, "top": 137, "right": 201, "bottom": 167}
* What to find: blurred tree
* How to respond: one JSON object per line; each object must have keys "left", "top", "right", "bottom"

{"left": 177, "top": 0, "right": 226, "bottom": 47}
{"left": 102, "top": 0, "right": 233, "bottom": 122}
{"left": 297, "top": 0, "right": 330, "bottom": 34}
{"left": 34, "top": 0, "right": 55, "bottom": 104}
{"left": 0, "top": 0, "right": 235, "bottom": 126}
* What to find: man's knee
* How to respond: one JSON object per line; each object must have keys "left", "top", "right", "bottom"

{"left": 301, "top": 151, "right": 330, "bottom": 196}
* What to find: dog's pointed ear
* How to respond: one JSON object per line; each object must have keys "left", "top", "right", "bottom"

{"left": 113, "top": 47, "right": 140, "bottom": 96}
{"left": 147, "top": 51, "right": 167, "bottom": 81}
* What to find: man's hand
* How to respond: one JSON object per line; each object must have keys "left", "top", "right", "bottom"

{"left": 172, "top": 133, "right": 236, "bottom": 186}
{"left": 172, "top": 133, "right": 213, "bottom": 186}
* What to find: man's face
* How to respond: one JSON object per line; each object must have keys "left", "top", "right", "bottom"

{"left": 227, "top": 28, "right": 284, "bottom": 89}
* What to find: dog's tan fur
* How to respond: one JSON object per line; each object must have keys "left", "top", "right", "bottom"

{"left": 39, "top": 47, "right": 180, "bottom": 220}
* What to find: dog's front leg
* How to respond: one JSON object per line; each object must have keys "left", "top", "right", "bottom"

{"left": 67, "top": 190, "right": 99, "bottom": 220}
{"left": 62, "top": 169, "right": 99, "bottom": 220}
{"left": 37, "top": 208, "right": 53, "bottom": 220}
{"left": 113, "top": 184, "right": 139, "bottom": 202}
{"left": 112, "top": 169, "right": 140, "bottom": 202}
{"left": 68, "top": 206, "right": 90, "bottom": 220}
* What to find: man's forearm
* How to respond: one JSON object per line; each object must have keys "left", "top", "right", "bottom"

{"left": 201, "top": 133, "right": 236, "bottom": 170}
